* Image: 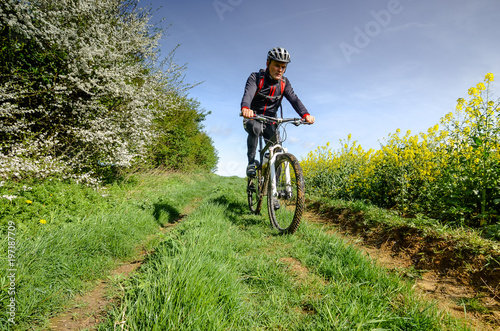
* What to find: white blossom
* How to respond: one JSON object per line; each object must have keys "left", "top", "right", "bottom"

{"left": 0, "top": 0, "right": 193, "bottom": 182}
{"left": 2, "top": 195, "right": 18, "bottom": 201}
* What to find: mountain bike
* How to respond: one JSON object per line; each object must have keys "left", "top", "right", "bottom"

{"left": 246, "top": 114, "right": 309, "bottom": 234}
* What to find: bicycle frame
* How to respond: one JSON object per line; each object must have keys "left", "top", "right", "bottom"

{"left": 258, "top": 136, "right": 290, "bottom": 201}
{"left": 255, "top": 115, "right": 304, "bottom": 200}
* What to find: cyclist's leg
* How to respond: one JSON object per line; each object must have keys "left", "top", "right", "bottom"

{"left": 263, "top": 123, "right": 280, "bottom": 206}
{"left": 244, "top": 119, "right": 264, "bottom": 176}
{"left": 262, "top": 122, "right": 277, "bottom": 144}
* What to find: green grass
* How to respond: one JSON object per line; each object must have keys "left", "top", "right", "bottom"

{"left": 98, "top": 176, "right": 470, "bottom": 330}
{"left": 0, "top": 172, "right": 475, "bottom": 330}
{"left": 0, "top": 171, "right": 218, "bottom": 330}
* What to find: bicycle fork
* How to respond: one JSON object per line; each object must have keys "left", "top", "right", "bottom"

{"left": 269, "top": 148, "right": 293, "bottom": 200}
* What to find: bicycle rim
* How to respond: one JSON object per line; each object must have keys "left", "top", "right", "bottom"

{"left": 267, "top": 153, "right": 305, "bottom": 234}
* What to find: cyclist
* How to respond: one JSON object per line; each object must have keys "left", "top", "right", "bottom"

{"left": 240, "top": 47, "right": 315, "bottom": 177}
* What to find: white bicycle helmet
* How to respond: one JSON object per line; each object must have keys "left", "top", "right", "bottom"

{"left": 267, "top": 47, "right": 291, "bottom": 63}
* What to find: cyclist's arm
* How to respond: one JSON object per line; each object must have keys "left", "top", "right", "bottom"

{"left": 283, "top": 78, "right": 312, "bottom": 121}
{"left": 240, "top": 72, "right": 258, "bottom": 117}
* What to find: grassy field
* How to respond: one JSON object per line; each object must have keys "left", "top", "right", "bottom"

{"left": 1, "top": 172, "right": 475, "bottom": 330}
{"left": 0, "top": 171, "right": 218, "bottom": 330}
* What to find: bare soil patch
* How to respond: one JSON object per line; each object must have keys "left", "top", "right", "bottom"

{"left": 280, "top": 257, "right": 326, "bottom": 316}
{"left": 305, "top": 201, "right": 500, "bottom": 331}
{"left": 48, "top": 261, "right": 142, "bottom": 331}
{"left": 280, "top": 256, "right": 311, "bottom": 283}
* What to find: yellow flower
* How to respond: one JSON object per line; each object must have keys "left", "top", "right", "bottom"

{"left": 485, "top": 73, "right": 494, "bottom": 82}
{"left": 26, "top": 200, "right": 32, "bottom": 204}
{"left": 39, "top": 219, "right": 47, "bottom": 224}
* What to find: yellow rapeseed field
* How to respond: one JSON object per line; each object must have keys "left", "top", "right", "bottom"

{"left": 302, "top": 74, "right": 500, "bottom": 228}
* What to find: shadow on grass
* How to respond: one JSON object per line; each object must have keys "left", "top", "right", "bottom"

{"left": 153, "top": 203, "right": 182, "bottom": 226}
{"left": 210, "top": 195, "right": 264, "bottom": 228}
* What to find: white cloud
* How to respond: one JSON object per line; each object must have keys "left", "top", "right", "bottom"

{"left": 207, "top": 125, "right": 233, "bottom": 137}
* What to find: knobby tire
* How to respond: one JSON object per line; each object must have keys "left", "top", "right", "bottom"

{"left": 267, "top": 153, "right": 305, "bottom": 234}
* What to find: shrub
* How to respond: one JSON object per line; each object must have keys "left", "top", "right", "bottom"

{"left": 147, "top": 95, "right": 219, "bottom": 172}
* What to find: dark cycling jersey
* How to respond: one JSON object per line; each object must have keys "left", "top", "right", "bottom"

{"left": 240, "top": 69, "right": 310, "bottom": 118}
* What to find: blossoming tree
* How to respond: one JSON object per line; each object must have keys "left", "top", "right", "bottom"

{"left": 1, "top": 0, "right": 203, "bottom": 182}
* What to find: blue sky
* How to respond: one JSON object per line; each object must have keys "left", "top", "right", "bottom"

{"left": 148, "top": 0, "right": 500, "bottom": 177}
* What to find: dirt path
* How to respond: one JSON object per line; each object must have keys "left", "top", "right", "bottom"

{"left": 47, "top": 200, "right": 200, "bottom": 331}
{"left": 303, "top": 209, "right": 500, "bottom": 331}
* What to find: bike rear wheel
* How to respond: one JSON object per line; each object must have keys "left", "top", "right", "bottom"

{"left": 247, "top": 168, "right": 262, "bottom": 214}
{"left": 267, "top": 153, "right": 305, "bottom": 234}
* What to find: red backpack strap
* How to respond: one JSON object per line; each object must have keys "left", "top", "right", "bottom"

{"left": 254, "top": 70, "right": 265, "bottom": 97}
{"left": 280, "top": 79, "right": 285, "bottom": 95}
{"left": 258, "top": 75, "right": 265, "bottom": 91}
{"left": 278, "top": 79, "right": 286, "bottom": 102}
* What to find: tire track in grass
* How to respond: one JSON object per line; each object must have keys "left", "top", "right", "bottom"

{"left": 48, "top": 199, "right": 202, "bottom": 331}
{"left": 107, "top": 192, "right": 250, "bottom": 331}
{"left": 279, "top": 256, "right": 329, "bottom": 317}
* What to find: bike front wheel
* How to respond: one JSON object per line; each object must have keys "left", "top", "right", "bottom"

{"left": 267, "top": 153, "right": 305, "bottom": 234}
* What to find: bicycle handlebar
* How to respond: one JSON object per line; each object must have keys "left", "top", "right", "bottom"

{"left": 239, "top": 113, "right": 312, "bottom": 126}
